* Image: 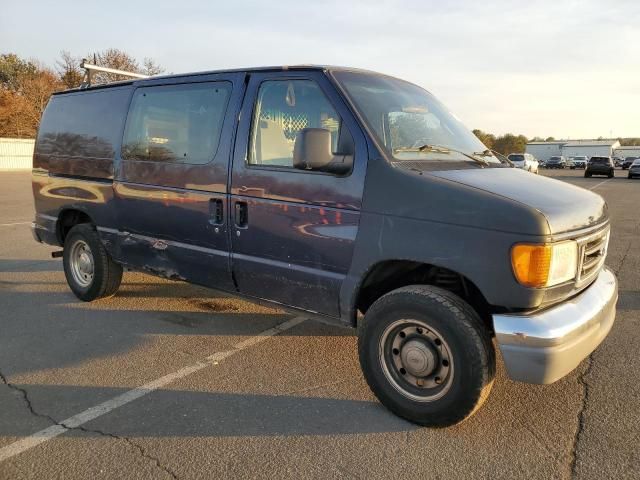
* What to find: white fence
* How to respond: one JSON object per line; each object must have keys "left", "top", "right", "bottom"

{"left": 0, "top": 137, "right": 34, "bottom": 170}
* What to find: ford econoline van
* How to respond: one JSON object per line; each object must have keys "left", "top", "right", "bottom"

{"left": 31, "top": 66, "right": 617, "bottom": 426}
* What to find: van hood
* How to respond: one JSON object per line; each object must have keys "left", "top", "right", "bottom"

{"left": 429, "top": 168, "right": 608, "bottom": 234}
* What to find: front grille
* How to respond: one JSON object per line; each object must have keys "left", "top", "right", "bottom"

{"left": 576, "top": 226, "right": 610, "bottom": 287}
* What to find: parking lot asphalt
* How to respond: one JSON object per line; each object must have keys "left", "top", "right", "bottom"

{"left": 0, "top": 169, "right": 638, "bottom": 479}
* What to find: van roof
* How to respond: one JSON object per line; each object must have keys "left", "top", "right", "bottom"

{"left": 52, "top": 65, "right": 378, "bottom": 95}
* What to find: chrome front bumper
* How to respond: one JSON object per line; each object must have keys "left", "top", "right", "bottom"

{"left": 493, "top": 267, "right": 618, "bottom": 384}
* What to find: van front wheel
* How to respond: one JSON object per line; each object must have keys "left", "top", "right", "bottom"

{"left": 63, "top": 224, "right": 122, "bottom": 301}
{"left": 358, "top": 285, "right": 495, "bottom": 427}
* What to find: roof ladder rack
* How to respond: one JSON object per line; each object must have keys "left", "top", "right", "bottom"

{"left": 80, "top": 58, "right": 149, "bottom": 88}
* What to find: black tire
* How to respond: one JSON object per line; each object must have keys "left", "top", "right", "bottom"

{"left": 358, "top": 285, "right": 495, "bottom": 427}
{"left": 63, "top": 224, "right": 122, "bottom": 301}
{"left": 629, "top": 173, "right": 633, "bottom": 179}
{"left": 608, "top": 170, "right": 614, "bottom": 178}
{"left": 585, "top": 172, "right": 591, "bottom": 178}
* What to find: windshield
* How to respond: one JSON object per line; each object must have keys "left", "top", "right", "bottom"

{"left": 508, "top": 154, "right": 525, "bottom": 162}
{"left": 333, "top": 71, "right": 501, "bottom": 165}
{"left": 549, "top": 157, "right": 561, "bottom": 161}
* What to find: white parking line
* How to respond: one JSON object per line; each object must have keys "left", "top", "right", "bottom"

{"left": 588, "top": 179, "right": 613, "bottom": 190}
{"left": 0, "top": 221, "right": 30, "bottom": 227}
{"left": 0, "top": 315, "right": 306, "bottom": 463}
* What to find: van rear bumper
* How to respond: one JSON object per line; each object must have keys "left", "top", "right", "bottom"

{"left": 31, "top": 214, "right": 59, "bottom": 246}
{"left": 493, "top": 267, "right": 617, "bottom": 384}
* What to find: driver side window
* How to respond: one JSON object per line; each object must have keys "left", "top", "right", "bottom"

{"left": 248, "top": 79, "right": 348, "bottom": 169}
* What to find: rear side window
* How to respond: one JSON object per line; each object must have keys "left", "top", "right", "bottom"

{"left": 122, "top": 82, "right": 231, "bottom": 164}
{"left": 36, "top": 87, "right": 131, "bottom": 159}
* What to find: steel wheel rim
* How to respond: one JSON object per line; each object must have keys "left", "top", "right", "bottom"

{"left": 69, "top": 239, "right": 94, "bottom": 288}
{"left": 378, "top": 319, "right": 454, "bottom": 402}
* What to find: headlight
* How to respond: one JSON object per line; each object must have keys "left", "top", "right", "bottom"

{"left": 511, "top": 241, "right": 578, "bottom": 287}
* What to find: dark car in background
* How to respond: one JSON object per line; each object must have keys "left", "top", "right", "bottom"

{"left": 585, "top": 157, "right": 615, "bottom": 178}
{"left": 30, "top": 65, "right": 617, "bottom": 428}
{"left": 622, "top": 157, "right": 638, "bottom": 169}
{"left": 628, "top": 159, "right": 640, "bottom": 179}
{"left": 546, "top": 156, "right": 566, "bottom": 169}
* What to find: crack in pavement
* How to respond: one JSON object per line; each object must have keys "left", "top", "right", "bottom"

{"left": 615, "top": 241, "right": 632, "bottom": 276}
{"left": 568, "top": 355, "right": 594, "bottom": 479}
{"left": 0, "top": 369, "right": 179, "bottom": 479}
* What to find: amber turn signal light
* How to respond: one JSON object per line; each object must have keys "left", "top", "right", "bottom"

{"left": 511, "top": 244, "right": 552, "bottom": 288}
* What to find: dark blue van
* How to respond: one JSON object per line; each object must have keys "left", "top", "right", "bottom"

{"left": 31, "top": 66, "right": 618, "bottom": 426}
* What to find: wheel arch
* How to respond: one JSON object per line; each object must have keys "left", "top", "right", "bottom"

{"left": 350, "top": 259, "right": 493, "bottom": 333}
{"left": 56, "top": 208, "right": 94, "bottom": 245}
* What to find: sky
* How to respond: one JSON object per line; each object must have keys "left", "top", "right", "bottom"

{"left": 1, "top": 0, "right": 639, "bottom": 139}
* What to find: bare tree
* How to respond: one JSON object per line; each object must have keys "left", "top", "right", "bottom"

{"left": 84, "top": 48, "right": 163, "bottom": 84}
{"left": 56, "top": 51, "right": 83, "bottom": 89}
{"left": 142, "top": 57, "right": 164, "bottom": 76}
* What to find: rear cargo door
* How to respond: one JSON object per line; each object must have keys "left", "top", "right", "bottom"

{"left": 114, "top": 72, "right": 245, "bottom": 291}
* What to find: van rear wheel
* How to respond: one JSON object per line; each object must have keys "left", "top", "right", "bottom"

{"left": 63, "top": 224, "right": 122, "bottom": 301}
{"left": 358, "top": 285, "right": 495, "bottom": 427}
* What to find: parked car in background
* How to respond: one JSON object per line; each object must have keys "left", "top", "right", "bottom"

{"left": 507, "top": 153, "right": 539, "bottom": 173}
{"left": 566, "top": 157, "right": 576, "bottom": 169}
{"left": 612, "top": 156, "right": 624, "bottom": 167}
{"left": 571, "top": 156, "right": 588, "bottom": 169}
{"left": 538, "top": 159, "right": 547, "bottom": 168}
{"left": 622, "top": 157, "right": 638, "bottom": 169}
{"left": 30, "top": 64, "right": 618, "bottom": 428}
{"left": 585, "top": 157, "right": 615, "bottom": 178}
{"left": 546, "top": 156, "right": 566, "bottom": 169}
{"left": 628, "top": 159, "right": 640, "bottom": 179}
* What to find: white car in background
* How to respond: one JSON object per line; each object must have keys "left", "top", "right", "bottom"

{"left": 507, "top": 153, "right": 539, "bottom": 173}
{"left": 571, "top": 156, "right": 588, "bottom": 169}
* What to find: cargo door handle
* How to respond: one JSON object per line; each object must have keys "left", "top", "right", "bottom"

{"left": 209, "top": 199, "right": 224, "bottom": 225}
{"left": 234, "top": 202, "right": 248, "bottom": 228}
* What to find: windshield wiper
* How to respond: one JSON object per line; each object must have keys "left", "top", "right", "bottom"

{"left": 394, "top": 144, "right": 452, "bottom": 154}
{"left": 473, "top": 149, "right": 493, "bottom": 157}
{"left": 394, "top": 144, "right": 490, "bottom": 167}
{"left": 475, "top": 149, "right": 512, "bottom": 165}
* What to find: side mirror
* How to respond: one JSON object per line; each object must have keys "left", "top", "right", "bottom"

{"left": 293, "top": 128, "right": 352, "bottom": 175}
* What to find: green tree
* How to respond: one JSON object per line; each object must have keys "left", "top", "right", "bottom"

{"left": 472, "top": 129, "right": 496, "bottom": 149}
{"left": 492, "top": 133, "right": 528, "bottom": 155}
{"left": 0, "top": 54, "right": 39, "bottom": 92}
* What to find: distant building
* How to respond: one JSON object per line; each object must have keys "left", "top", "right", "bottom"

{"left": 614, "top": 145, "right": 640, "bottom": 159}
{"left": 525, "top": 141, "right": 566, "bottom": 161}
{"left": 0, "top": 137, "right": 35, "bottom": 170}
{"left": 561, "top": 140, "right": 620, "bottom": 159}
